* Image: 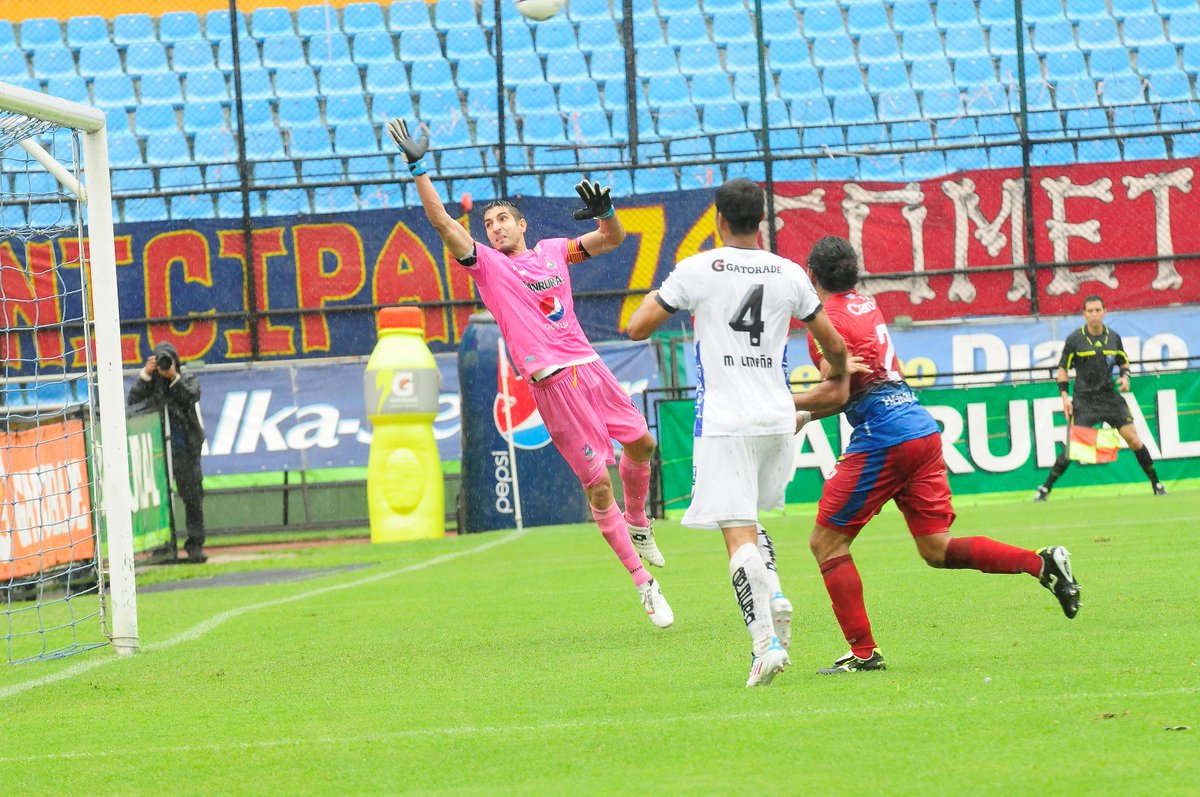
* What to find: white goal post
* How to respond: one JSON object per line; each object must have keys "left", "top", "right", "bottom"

{"left": 0, "top": 80, "right": 138, "bottom": 657}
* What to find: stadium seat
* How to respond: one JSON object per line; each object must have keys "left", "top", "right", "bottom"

{"left": 986, "top": 145, "right": 1021, "bottom": 168}
{"left": 78, "top": 44, "right": 123, "bottom": 78}
{"left": 19, "top": 18, "right": 63, "bottom": 51}
{"left": 418, "top": 88, "right": 461, "bottom": 119}
{"left": 410, "top": 60, "right": 455, "bottom": 92}
{"left": 701, "top": 101, "right": 747, "bottom": 133}
{"left": 122, "top": 197, "right": 169, "bottom": 222}
{"left": 158, "top": 13, "right": 205, "bottom": 46}
{"left": 545, "top": 51, "right": 590, "bottom": 84}
{"left": 902, "top": 30, "right": 946, "bottom": 62}
{"left": 558, "top": 81, "right": 604, "bottom": 112}
{"left": 346, "top": 153, "right": 392, "bottom": 181}
{"left": 184, "top": 70, "right": 230, "bottom": 104}
{"left": 254, "top": 159, "right": 297, "bottom": 184}
{"left": 435, "top": 0, "right": 479, "bottom": 29}
{"left": 859, "top": 33, "right": 902, "bottom": 65}
{"left": 1065, "top": 0, "right": 1108, "bottom": 22}
{"left": 521, "top": 111, "right": 568, "bottom": 143}
{"left": 278, "top": 96, "right": 320, "bottom": 127}
{"left": 569, "top": 0, "right": 614, "bottom": 19}
{"left": 250, "top": 7, "right": 295, "bottom": 40}
{"left": 1030, "top": 141, "right": 1076, "bottom": 164}
{"left": 125, "top": 43, "right": 169, "bottom": 78}
{"left": 365, "top": 62, "right": 409, "bottom": 94}
{"left": 265, "top": 188, "right": 311, "bottom": 215}
{"left": 173, "top": 39, "right": 217, "bottom": 73}
{"left": 141, "top": 74, "right": 185, "bottom": 106}
{"left": 93, "top": 74, "right": 137, "bottom": 108}
{"left": 632, "top": 167, "right": 678, "bottom": 194}
{"left": 761, "top": 7, "right": 799, "bottom": 43}
{"left": 1172, "top": 130, "right": 1200, "bottom": 155}
{"left": 1137, "top": 43, "right": 1181, "bottom": 75}
{"left": 910, "top": 59, "right": 955, "bottom": 90}
{"left": 646, "top": 74, "right": 693, "bottom": 108}
{"left": 275, "top": 66, "right": 319, "bottom": 98}
{"left": 1087, "top": 47, "right": 1134, "bottom": 78}
{"left": 566, "top": 109, "right": 612, "bottom": 142}
{"left": 204, "top": 10, "right": 249, "bottom": 42}
{"left": 312, "top": 186, "right": 360, "bottom": 214}
{"left": 217, "top": 37, "right": 262, "bottom": 71}
{"left": 112, "top": 14, "right": 156, "bottom": 47}
{"left": 112, "top": 167, "right": 154, "bottom": 192}
{"left": 997, "top": 54, "right": 1043, "bottom": 86}
{"left": 953, "top": 56, "right": 997, "bottom": 87}
{"left": 192, "top": 130, "right": 236, "bottom": 164}
{"left": 1122, "top": 15, "right": 1168, "bottom": 47}
{"left": 1031, "top": 18, "right": 1077, "bottom": 53}
{"left": 988, "top": 24, "right": 1034, "bottom": 57}
{"left": 66, "top": 16, "right": 109, "bottom": 51}
{"left": 1076, "top": 18, "right": 1121, "bottom": 50}
{"left": 144, "top": 132, "right": 192, "bottom": 165}
{"left": 859, "top": 153, "right": 904, "bottom": 181}
{"left": 316, "top": 64, "right": 361, "bottom": 96}
{"left": 690, "top": 72, "right": 734, "bottom": 104}
{"left": 535, "top": 19, "right": 580, "bottom": 54}
{"left": 356, "top": 31, "right": 399, "bottom": 64}
{"left": 472, "top": 114, "right": 520, "bottom": 145}
{"left": 976, "top": 111, "right": 1019, "bottom": 139}
{"left": 514, "top": 83, "right": 558, "bottom": 113}
{"left": 713, "top": 11, "right": 757, "bottom": 44}
{"left": 1110, "top": 104, "right": 1157, "bottom": 132}
{"left": 32, "top": 48, "right": 77, "bottom": 79}
{"left": 657, "top": 106, "right": 702, "bottom": 136}
{"left": 497, "top": 22, "right": 536, "bottom": 54}
{"left": 878, "top": 90, "right": 921, "bottom": 121}
{"left": 934, "top": 115, "right": 979, "bottom": 144}
{"left": 288, "top": 125, "right": 334, "bottom": 157}
{"left": 45, "top": 75, "right": 89, "bottom": 103}
{"left": 1159, "top": 102, "right": 1200, "bottom": 128}
{"left": 867, "top": 63, "right": 912, "bottom": 94}
{"left": 822, "top": 64, "right": 867, "bottom": 96}
{"left": 802, "top": 6, "right": 843, "bottom": 41}
{"left": 803, "top": 125, "right": 845, "bottom": 151}
{"left": 945, "top": 27, "right": 987, "bottom": 58}
{"left": 1148, "top": 72, "right": 1193, "bottom": 101}
{"left": 713, "top": 131, "right": 759, "bottom": 157}
{"left": 454, "top": 55, "right": 497, "bottom": 90}
{"left": 245, "top": 129, "right": 286, "bottom": 161}
{"left": 327, "top": 93, "right": 369, "bottom": 125}
{"left": 792, "top": 97, "right": 834, "bottom": 126}
{"left": 335, "top": 122, "right": 381, "bottom": 154}
{"left": 296, "top": 6, "right": 339, "bottom": 40}
{"left": 745, "top": 97, "right": 792, "bottom": 130}
{"left": 586, "top": 49, "right": 625, "bottom": 81}
{"left": 344, "top": 2, "right": 387, "bottom": 34}
{"left": 182, "top": 101, "right": 228, "bottom": 134}
{"left": 812, "top": 34, "right": 858, "bottom": 67}
{"left": 1076, "top": 138, "right": 1122, "bottom": 162}
{"left": 814, "top": 155, "right": 858, "bottom": 180}
{"left": 445, "top": 27, "right": 489, "bottom": 61}
{"left": 0, "top": 50, "right": 30, "bottom": 82}
{"left": 1025, "top": 0, "right": 1068, "bottom": 23}
{"left": 1045, "top": 50, "right": 1089, "bottom": 81}
{"left": 1099, "top": 74, "right": 1147, "bottom": 104}
{"left": 665, "top": 14, "right": 710, "bottom": 48}
{"left": 262, "top": 36, "right": 308, "bottom": 71}
{"left": 159, "top": 165, "right": 205, "bottom": 190}
{"left": 890, "top": 120, "right": 934, "bottom": 147}
{"left": 846, "top": 3, "right": 890, "bottom": 35}
{"left": 576, "top": 19, "right": 619, "bottom": 54}
{"left": 135, "top": 105, "right": 178, "bottom": 136}
{"left": 1170, "top": 10, "right": 1200, "bottom": 44}
{"left": 1030, "top": 109, "right": 1068, "bottom": 134}
{"left": 387, "top": 1, "right": 433, "bottom": 33}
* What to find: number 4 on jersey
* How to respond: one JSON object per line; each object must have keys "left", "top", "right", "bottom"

{"left": 729, "top": 283, "right": 765, "bottom": 346}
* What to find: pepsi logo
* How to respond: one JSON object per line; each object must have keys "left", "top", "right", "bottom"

{"left": 492, "top": 356, "right": 552, "bottom": 450}
{"left": 539, "top": 295, "right": 566, "bottom": 323}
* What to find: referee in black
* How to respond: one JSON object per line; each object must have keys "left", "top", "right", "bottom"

{"left": 1035, "top": 295, "right": 1166, "bottom": 501}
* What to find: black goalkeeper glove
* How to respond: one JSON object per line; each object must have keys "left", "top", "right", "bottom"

{"left": 386, "top": 118, "right": 430, "bottom": 177}
{"left": 572, "top": 179, "right": 615, "bottom": 221}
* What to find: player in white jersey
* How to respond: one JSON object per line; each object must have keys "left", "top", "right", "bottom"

{"left": 628, "top": 179, "right": 853, "bottom": 686}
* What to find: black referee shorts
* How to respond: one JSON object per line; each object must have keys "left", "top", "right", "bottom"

{"left": 1072, "top": 391, "right": 1134, "bottom": 429}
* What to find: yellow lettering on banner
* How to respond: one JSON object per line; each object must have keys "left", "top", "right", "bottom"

{"left": 902, "top": 356, "right": 937, "bottom": 387}
{"left": 674, "top": 204, "right": 723, "bottom": 263}
{"left": 617, "top": 206, "right": 666, "bottom": 332}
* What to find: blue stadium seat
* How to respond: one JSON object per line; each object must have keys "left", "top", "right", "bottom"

{"left": 765, "top": 39, "right": 812, "bottom": 73}
{"left": 288, "top": 125, "right": 334, "bottom": 157}
{"left": 558, "top": 81, "right": 604, "bottom": 112}
{"left": 125, "top": 43, "right": 169, "bottom": 78}
{"left": 1137, "top": 43, "right": 1181, "bottom": 74}
{"left": 761, "top": 7, "right": 799, "bottom": 43}
{"left": 860, "top": 153, "right": 904, "bottom": 181}
{"left": 745, "top": 97, "right": 792, "bottom": 130}
{"left": 1030, "top": 141, "right": 1076, "bottom": 164}
{"left": 365, "top": 62, "right": 408, "bottom": 94}
{"left": 312, "top": 186, "right": 360, "bottom": 214}
{"left": 691, "top": 72, "right": 734, "bottom": 103}
{"left": 159, "top": 165, "right": 205, "bottom": 190}
{"left": 713, "top": 130, "right": 759, "bottom": 157}
{"left": 144, "top": 132, "right": 191, "bottom": 165}
{"left": 409, "top": 60, "right": 455, "bottom": 92}
{"left": 1031, "top": 18, "right": 1077, "bottom": 53}
{"left": 903, "top": 149, "right": 947, "bottom": 179}
{"left": 93, "top": 74, "right": 137, "bottom": 107}
{"left": 1045, "top": 50, "right": 1089, "bottom": 80}
{"left": 976, "top": 109, "right": 1019, "bottom": 139}
{"left": 577, "top": 19, "right": 619, "bottom": 53}
{"left": 712, "top": 11, "right": 756, "bottom": 43}
{"left": 328, "top": 93, "right": 370, "bottom": 125}
{"left": 601, "top": 78, "right": 627, "bottom": 108}
{"left": 184, "top": 70, "right": 230, "bottom": 103}
{"left": 846, "top": 3, "right": 891, "bottom": 35}
{"left": 1065, "top": 0, "right": 1108, "bottom": 22}
{"left": 345, "top": 153, "right": 392, "bottom": 181}
{"left": 1122, "top": 15, "right": 1167, "bottom": 47}
{"left": 802, "top": 6, "right": 844, "bottom": 40}
{"left": 639, "top": 45, "right": 682, "bottom": 77}
{"left": 773, "top": 157, "right": 813, "bottom": 181}
{"left": 455, "top": 55, "right": 497, "bottom": 89}
{"left": 514, "top": 83, "right": 558, "bottom": 113}
{"left": 355, "top": 31, "right": 399, "bottom": 64}
{"left": 700, "top": 101, "right": 746, "bottom": 133}
{"left": 32, "top": 48, "right": 77, "bottom": 79}
{"left": 497, "top": 53, "right": 542, "bottom": 88}
{"left": 1099, "top": 74, "right": 1146, "bottom": 104}
{"left": 78, "top": 43, "right": 122, "bottom": 78}
{"left": 953, "top": 56, "right": 997, "bottom": 86}
{"left": 1159, "top": 0, "right": 1200, "bottom": 15}
{"left": 244, "top": 129, "right": 285, "bottom": 161}
{"left": 902, "top": 30, "right": 946, "bottom": 62}
{"left": 934, "top": 1, "right": 978, "bottom": 30}
{"left": 792, "top": 97, "right": 833, "bottom": 125}
{"left": 566, "top": 109, "right": 612, "bottom": 141}
{"left": 314, "top": 64, "right": 359, "bottom": 97}
{"left": 1087, "top": 46, "right": 1134, "bottom": 78}
{"left": 813, "top": 155, "right": 857, "bottom": 180}
{"left": 1052, "top": 78, "right": 1096, "bottom": 108}
{"left": 387, "top": 1, "right": 432, "bottom": 32}
{"left": 935, "top": 115, "right": 979, "bottom": 143}
{"left": 122, "top": 197, "right": 169, "bottom": 222}
{"left": 66, "top": 16, "right": 109, "bottom": 51}
{"left": 275, "top": 66, "right": 318, "bottom": 97}
{"left": 213, "top": 190, "right": 252, "bottom": 217}
{"left": 859, "top": 32, "right": 902, "bottom": 64}
{"left": 910, "top": 59, "right": 955, "bottom": 90}
{"left": 521, "top": 111, "right": 568, "bottom": 143}
{"left": 254, "top": 159, "right": 297, "bottom": 184}
{"left": 834, "top": 93, "right": 878, "bottom": 124}
{"left": 419, "top": 88, "right": 461, "bottom": 118}
{"left": 945, "top": 27, "right": 988, "bottom": 58}
{"left": 657, "top": 106, "right": 701, "bottom": 136}
{"left": 335, "top": 121, "right": 380, "bottom": 154}
{"left": 155, "top": 13, "right": 200, "bottom": 47}
{"left": 345, "top": 2, "right": 386, "bottom": 33}
{"left": 531, "top": 146, "right": 577, "bottom": 171}
{"left": 812, "top": 34, "right": 858, "bottom": 66}
{"left": 666, "top": 14, "right": 711, "bottom": 47}
{"left": 262, "top": 36, "right": 308, "bottom": 71}
{"left": 803, "top": 125, "right": 845, "bottom": 151}
{"left": 535, "top": 19, "right": 581, "bottom": 54}
{"left": 569, "top": 0, "right": 615, "bottom": 20}
{"left": 1149, "top": 72, "right": 1193, "bottom": 101}
{"left": 1159, "top": 101, "right": 1200, "bottom": 128}
{"left": 1111, "top": 103, "right": 1157, "bottom": 132}
{"left": 587, "top": 49, "right": 626, "bottom": 81}
{"left": 182, "top": 101, "right": 227, "bottom": 133}
{"left": 217, "top": 37, "right": 262, "bottom": 71}
{"left": 465, "top": 86, "right": 497, "bottom": 116}
{"left": 633, "top": 167, "right": 679, "bottom": 194}
{"left": 135, "top": 105, "right": 178, "bottom": 136}
{"left": 21, "top": 18, "right": 64, "bottom": 51}
{"left": 435, "top": 0, "right": 479, "bottom": 29}
{"left": 1123, "top": 135, "right": 1167, "bottom": 160}
{"left": 821, "top": 64, "right": 866, "bottom": 96}
{"left": 1170, "top": 10, "right": 1200, "bottom": 44}
{"left": 997, "top": 53, "right": 1043, "bottom": 86}
{"left": 112, "top": 167, "right": 154, "bottom": 192}
{"left": 205, "top": 10, "right": 249, "bottom": 42}
{"left": 1031, "top": 109, "right": 1068, "bottom": 134}
{"left": 1076, "top": 18, "right": 1121, "bottom": 50}
{"left": 110, "top": 134, "right": 144, "bottom": 167}
{"left": 890, "top": 119, "right": 934, "bottom": 146}
{"left": 445, "top": 27, "right": 488, "bottom": 61}
{"left": 45, "top": 75, "right": 89, "bottom": 103}
{"left": 296, "top": 5, "right": 339, "bottom": 40}
{"left": 867, "top": 62, "right": 912, "bottom": 93}
{"left": 545, "top": 51, "right": 590, "bottom": 84}
{"left": 985, "top": 145, "right": 1020, "bottom": 168}
{"left": 878, "top": 90, "right": 921, "bottom": 121}
{"left": 112, "top": 14, "right": 155, "bottom": 46}
{"left": 1075, "top": 138, "right": 1122, "bottom": 162}
{"left": 173, "top": 39, "right": 217, "bottom": 72}
{"left": 190, "top": 130, "right": 235, "bottom": 164}
{"left": 647, "top": 74, "right": 694, "bottom": 108}
{"left": 632, "top": 16, "right": 666, "bottom": 46}
{"left": 474, "top": 114, "right": 520, "bottom": 145}
{"left": 141, "top": 73, "right": 185, "bottom": 106}
{"left": 0, "top": 50, "right": 30, "bottom": 82}
{"left": 278, "top": 95, "right": 320, "bottom": 127}
{"left": 497, "top": 22, "right": 536, "bottom": 54}
{"left": 250, "top": 7, "right": 295, "bottom": 40}
{"left": 265, "top": 188, "right": 312, "bottom": 215}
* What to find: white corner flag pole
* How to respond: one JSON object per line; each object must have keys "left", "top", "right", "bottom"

{"left": 497, "top": 338, "right": 525, "bottom": 532}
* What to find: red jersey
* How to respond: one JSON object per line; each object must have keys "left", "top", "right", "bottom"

{"left": 806, "top": 290, "right": 901, "bottom": 398}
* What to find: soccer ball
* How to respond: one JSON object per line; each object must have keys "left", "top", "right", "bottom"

{"left": 514, "top": 0, "right": 565, "bottom": 22}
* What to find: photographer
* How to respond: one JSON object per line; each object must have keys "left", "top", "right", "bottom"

{"left": 128, "top": 342, "right": 207, "bottom": 563}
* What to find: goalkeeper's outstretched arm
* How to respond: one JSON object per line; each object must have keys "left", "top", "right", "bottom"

{"left": 387, "top": 118, "right": 473, "bottom": 260}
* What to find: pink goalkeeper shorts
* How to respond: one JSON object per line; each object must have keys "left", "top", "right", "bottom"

{"left": 528, "top": 360, "right": 649, "bottom": 489}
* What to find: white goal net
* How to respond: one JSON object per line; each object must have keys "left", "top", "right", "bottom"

{"left": 0, "top": 81, "right": 137, "bottom": 662}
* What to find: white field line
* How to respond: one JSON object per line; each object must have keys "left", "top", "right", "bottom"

{"left": 0, "top": 529, "right": 526, "bottom": 701}
{"left": 1, "top": 684, "right": 1196, "bottom": 765}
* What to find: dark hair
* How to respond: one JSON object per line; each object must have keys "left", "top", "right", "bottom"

{"left": 714, "top": 179, "right": 764, "bottom": 235}
{"left": 482, "top": 199, "right": 524, "bottom": 222}
{"left": 806, "top": 236, "right": 860, "bottom": 293}
{"left": 1083, "top": 294, "right": 1105, "bottom": 309}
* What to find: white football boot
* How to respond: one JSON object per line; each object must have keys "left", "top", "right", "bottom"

{"left": 769, "top": 592, "right": 793, "bottom": 651}
{"left": 627, "top": 519, "right": 666, "bottom": 567}
{"left": 746, "top": 637, "right": 790, "bottom": 687}
{"left": 638, "top": 578, "right": 674, "bottom": 628}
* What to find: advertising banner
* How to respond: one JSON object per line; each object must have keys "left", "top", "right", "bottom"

{"left": 178, "top": 339, "right": 661, "bottom": 475}
{"left": 660, "top": 371, "right": 1200, "bottom": 512}
{"left": 0, "top": 420, "right": 95, "bottom": 581}
{"left": 6, "top": 160, "right": 1200, "bottom": 373}
{"left": 126, "top": 410, "right": 173, "bottom": 555}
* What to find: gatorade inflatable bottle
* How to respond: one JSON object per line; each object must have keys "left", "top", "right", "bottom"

{"left": 364, "top": 307, "right": 444, "bottom": 542}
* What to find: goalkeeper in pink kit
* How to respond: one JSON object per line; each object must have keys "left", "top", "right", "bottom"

{"left": 388, "top": 119, "right": 672, "bottom": 628}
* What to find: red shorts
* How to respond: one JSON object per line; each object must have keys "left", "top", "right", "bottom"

{"left": 529, "top": 360, "right": 648, "bottom": 489}
{"left": 817, "top": 432, "right": 956, "bottom": 538}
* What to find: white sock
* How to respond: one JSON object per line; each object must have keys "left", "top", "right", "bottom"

{"left": 729, "top": 543, "right": 774, "bottom": 656}
{"left": 756, "top": 524, "right": 784, "bottom": 599}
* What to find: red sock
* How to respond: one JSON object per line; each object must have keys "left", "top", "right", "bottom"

{"left": 819, "top": 554, "right": 876, "bottom": 660}
{"left": 944, "top": 536, "right": 1042, "bottom": 577}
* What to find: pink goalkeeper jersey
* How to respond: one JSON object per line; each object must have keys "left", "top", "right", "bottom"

{"left": 463, "top": 238, "right": 598, "bottom": 381}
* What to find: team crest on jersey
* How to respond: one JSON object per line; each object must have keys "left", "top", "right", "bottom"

{"left": 545, "top": 258, "right": 559, "bottom": 270}
{"left": 582, "top": 444, "right": 595, "bottom": 461}
{"left": 539, "top": 295, "right": 566, "bottom": 322}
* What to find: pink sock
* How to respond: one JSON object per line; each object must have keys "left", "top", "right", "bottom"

{"left": 593, "top": 502, "right": 650, "bottom": 586}
{"left": 619, "top": 457, "right": 652, "bottom": 528}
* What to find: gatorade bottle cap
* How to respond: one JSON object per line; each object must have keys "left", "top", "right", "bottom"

{"left": 379, "top": 306, "right": 424, "bottom": 332}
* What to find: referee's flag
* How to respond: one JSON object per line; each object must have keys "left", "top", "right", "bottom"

{"left": 1068, "top": 426, "right": 1121, "bottom": 464}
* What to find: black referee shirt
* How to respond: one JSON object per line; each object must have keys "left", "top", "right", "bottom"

{"left": 1058, "top": 325, "right": 1129, "bottom": 397}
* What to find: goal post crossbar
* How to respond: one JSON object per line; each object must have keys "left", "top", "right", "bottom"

{"left": 0, "top": 79, "right": 139, "bottom": 655}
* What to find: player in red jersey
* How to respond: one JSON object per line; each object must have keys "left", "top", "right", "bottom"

{"left": 794, "top": 237, "right": 1081, "bottom": 674}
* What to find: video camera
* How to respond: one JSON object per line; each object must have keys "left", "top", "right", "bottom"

{"left": 156, "top": 352, "right": 174, "bottom": 371}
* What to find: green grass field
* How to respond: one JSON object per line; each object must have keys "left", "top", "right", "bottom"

{"left": 1, "top": 491, "right": 1196, "bottom": 795}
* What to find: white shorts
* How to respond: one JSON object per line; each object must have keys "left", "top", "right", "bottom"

{"left": 681, "top": 433, "right": 797, "bottom": 530}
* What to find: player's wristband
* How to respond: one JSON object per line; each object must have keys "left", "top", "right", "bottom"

{"left": 797, "top": 410, "right": 812, "bottom": 427}
{"left": 597, "top": 205, "right": 615, "bottom": 219}
{"left": 1057, "top": 381, "right": 1070, "bottom": 395}
{"left": 406, "top": 158, "right": 427, "bottom": 177}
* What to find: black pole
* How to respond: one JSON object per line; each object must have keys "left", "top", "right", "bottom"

{"left": 494, "top": 0, "right": 508, "bottom": 197}
{"left": 621, "top": 0, "right": 638, "bottom": 164}
{"left": 1013, "top": 0, "right": 1040, "bottom": 315}
{"left": 228, "top": 0, "right": 261, "bottom": 357}
{"left": 752, "top": 0, "right": 776, "bottom": 252}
